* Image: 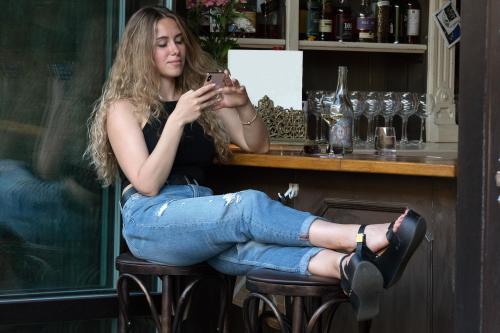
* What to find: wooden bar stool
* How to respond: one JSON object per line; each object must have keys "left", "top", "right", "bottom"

{"left": 242, "top": 268, "right": 372, "bottom": 333}
{"left": 116, "top": 252, "right": 231, "bottom": 333}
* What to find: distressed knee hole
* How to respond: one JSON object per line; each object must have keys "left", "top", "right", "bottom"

{"left": 157, "top": 202, "right": 169, "bottom": 216}
{"left": 222, "top": 193, "right": 242, "bottom": 206}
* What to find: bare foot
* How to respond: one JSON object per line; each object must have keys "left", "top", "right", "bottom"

{"left": 363, "top": 209, "right": 409, "bottom": 253}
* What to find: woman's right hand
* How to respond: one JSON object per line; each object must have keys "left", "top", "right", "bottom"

{"left": 170, "top": 83, "right": 220, "bottom": 125}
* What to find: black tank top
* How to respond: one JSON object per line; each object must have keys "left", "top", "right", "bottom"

{"left": 120, "top": 101, "right": 216, "bottom": 188}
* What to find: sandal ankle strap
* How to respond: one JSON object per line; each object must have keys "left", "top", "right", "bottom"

{"left": 356, "top": 225, "right": 377, "bottom": 261}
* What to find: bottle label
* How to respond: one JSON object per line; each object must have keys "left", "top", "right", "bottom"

{"left": 319, "top": 19, "right": 332, "bottom": 33}
{"left": 330, "top": 118, "right": 352, "bottom": 149}
{"left": 356, "top": 17, "right": 375, "bottom": 31}
{"left": 407, "top": 9, "right": 420, "bottom": 36}
{"left": 307, "top": 6, "right": 320, "bottom": 37}
{"left": 335, "top": 15, "right": 353, "bottom": 41}
{"left": 359, "top": 31, "right": 375, "bottom": 40}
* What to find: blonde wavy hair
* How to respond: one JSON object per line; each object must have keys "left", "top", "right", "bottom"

{"left": 86, "top": 6, "right": 231, "bottom": 186}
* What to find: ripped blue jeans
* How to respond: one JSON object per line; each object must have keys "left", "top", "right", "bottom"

{"left": 121, "top": 184, "right": 323, "bottom": 276}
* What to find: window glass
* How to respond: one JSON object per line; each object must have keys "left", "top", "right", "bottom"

{"left": 0, "top": 0, "right": 118, "bottom": 296}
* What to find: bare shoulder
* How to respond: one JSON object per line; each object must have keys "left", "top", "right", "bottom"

{"left": 107, "top": 99, "right": 143, "bottom": 128}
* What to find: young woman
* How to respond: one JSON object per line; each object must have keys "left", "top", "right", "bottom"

{"left": 86, "top": 5, "right": 426, "bottom": 320}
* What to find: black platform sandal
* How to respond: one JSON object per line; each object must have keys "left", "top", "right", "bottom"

{"left": 357, "top": 209, "right": 427, "bottom": 289}
{"left": 340, "top": 253, "right": 383, "bottom": 321}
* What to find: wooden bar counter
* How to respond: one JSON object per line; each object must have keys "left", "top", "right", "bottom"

{"left": 207, "top": 143, "right": 457, "bottom": 333}
{"left": 227, "top": 143, "right": 457, "bottom": 178}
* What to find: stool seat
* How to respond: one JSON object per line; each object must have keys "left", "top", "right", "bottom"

{"left": 116, "top": 252, "right": 217, "bottom": 276}
{"left": 246, "top": 268, "right": 343, "bottom": 297}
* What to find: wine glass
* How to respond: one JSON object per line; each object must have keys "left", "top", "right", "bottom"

{"left": 415, "top": 93, "right": 435, "bottom": 145}
{"left": 398, "top": 92, "right": 418, "bottom": 145}
{"left": 307, "top": 90, "right": 326, "bottom": 144}
{"left": 364, "top": 91, "right": 382, "bottom": 145}
{"left": 381, "top": 91, "right": 401, "bottom": 127}
{"left": 435, "top": 82, "right": 454, "bottom": 119}
{"left": 349, "top": 91, "right": 366, "bottom": 145}
{"left": 320, "top": 91, "right": 337, "bottom": 156}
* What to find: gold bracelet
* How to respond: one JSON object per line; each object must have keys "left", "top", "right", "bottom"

{"left": 241, "top": 110, "right": 258, "bottom": 126}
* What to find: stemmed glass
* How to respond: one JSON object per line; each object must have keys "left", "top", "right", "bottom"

{"left": 349, "top": 91, "right": 366, "bottom": 145}
{"left": 320, "top": 91, "right": 336, "bottom": 156}
{"left": 307, "top": 90, "right": 326, "bottom": 144}
{"left": 381, "top": 91, "right": 401, "bottom": 127}
{"left": 364, "top": 91, "right": 382, "bottom": 145}
{"left": 415, "top": 93, "right": 435, "bottom": 145}
{"left": 435, "top": 82, "right": 454, "bottom": 119}
{"left": 398, "top": 92, "right": 418, "bottom": 145}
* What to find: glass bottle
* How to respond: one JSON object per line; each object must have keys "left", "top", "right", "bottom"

{"left": 307, "top": 0, "right": 321, "bottom": 40}
{"left": 319, "top": 0, "right": 333, "bottom": 41}
{"left": 256, "top": 0, "right": 266, "bottom": 37}
{"left": 260, "top": 0, "right": 280, "bottom": 38}
{"left": 299, "top": 0, "right": 308, "bottom": 39}
{"left": 404, "top": 0, "right": 420, "bottom": 44}
{"left": 389, "top": 0, "right": 403, "bottom": 43}
{"left": 329, "top": 66, "right": 354, "bottom": 154}
{"left": 356, "top": 0, "right": 375, "bottom": 42}
{"left": 333, "top": 0, "right": 353, "bottom": 41}
{"left": 376, "top": 1, "right": 390, "bottom": 43}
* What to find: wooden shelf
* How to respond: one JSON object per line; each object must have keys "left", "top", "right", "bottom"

{"left": 236, "top": 38, "right": 286, "bottom": 49}
{"left": 299, "top": 40, "right": 427, "bottom": 54}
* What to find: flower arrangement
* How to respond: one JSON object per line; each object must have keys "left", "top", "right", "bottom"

{"left": 186, "top": 0, "right": 247, "bottom": 65}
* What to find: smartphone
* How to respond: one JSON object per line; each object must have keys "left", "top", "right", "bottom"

{"left": 205, "top": 72, "right": 225, "bottom": 88}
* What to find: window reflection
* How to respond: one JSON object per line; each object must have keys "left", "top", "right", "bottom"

{"left": 0, "top": 1, "right": 115, "bottom": 295}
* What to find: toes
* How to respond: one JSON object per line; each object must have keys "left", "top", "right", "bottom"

{"left": 393, "top": 209, "right": 410, "bottom": 232}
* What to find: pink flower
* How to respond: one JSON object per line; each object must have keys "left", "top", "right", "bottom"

{"left": 201, "top": 0, "right": 216, "bottom": 7}
{"left": 200, "top": 0, "right": 230, "bottom": 7}
{"left": 185, "top": 0, "right": 198, "bottom": 9}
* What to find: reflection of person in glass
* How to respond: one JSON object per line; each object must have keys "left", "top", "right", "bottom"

{"left": 1, "top": 10, "right": 105, "bottom": 290}
{"left": 87, "top": 6, "right": 426, "bottom": 320}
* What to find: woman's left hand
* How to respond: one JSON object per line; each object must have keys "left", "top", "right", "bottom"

{"left": 212, "top": 70, "right": 251, "bottom": 110}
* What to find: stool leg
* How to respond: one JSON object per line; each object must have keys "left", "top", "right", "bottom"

{"left": 161, "top": 275, "right": 173, "bottom": 333}
{"left": 117, "top": 274, "right": 129, "bottom": 333}
{"left": 173, "top": 277, "right": 203, "bottom": 333}
{"left": 305, "top": 298, "right": 348, "bottom": 333}
{"left": 243, "top": 293, "right": 287, "bottom": 333}
{"left": 217, "top": 275, "right": 234, "bottom": 333}
{"left": 291, "top": 296, "right": 304, "bottom": 333}
{"left": 243, "top": 294, "right": 260, "bottom": 333}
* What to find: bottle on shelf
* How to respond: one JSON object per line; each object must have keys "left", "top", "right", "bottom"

{"left": 307, "top": 0, "right": 321, "bottom": 40}
{"left": 356, "top": 0, "right": 375, "bottom": 42}
{"left": 389, "top": 0, "right": 403, "bottom": 43}
{"left": 329, "top": 66, "right": 354, "bottom": 154}
{"left": 259, "top": 0, "right": 280, "bottom": 38}
{"left": 375, "top": 1, "right": 391, "bottom": 43}
{"left": 234, "top": 0, "right": 257, "bottom": 37}
{"left": 404, "top": 0, "right": 421, "bottom": 44}
{"left": 299, "top": 0, "right": 308, "bottom": 39}
{"left": 256, "top": 0, "right": 266, "bottom": 37}
{"left": 333, "top": 0, "right": 353, "bottom": 42}
{"left": 319, "top": 0, "right": 333, "bottom": 41}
